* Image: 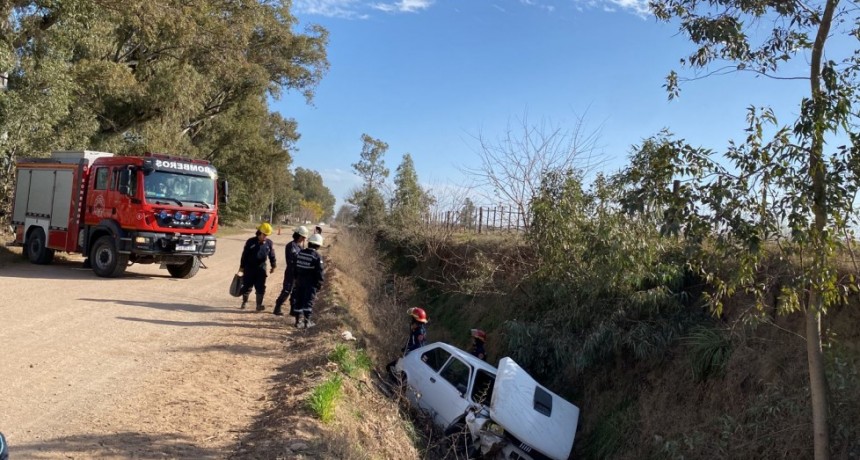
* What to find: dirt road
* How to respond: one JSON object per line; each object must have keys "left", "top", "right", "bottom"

{"left": 0, "top": 229, "right": 303, "bottom": 458}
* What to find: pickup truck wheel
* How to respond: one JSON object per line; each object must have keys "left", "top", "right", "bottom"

{"left": 91, "top": 235, "right": 129, "bottom": 278}
{"left": 27, "top": 228, "right": 55, "bottom": 265}
{"left": 166, "top": 256, "right": 200, "bottom": 279}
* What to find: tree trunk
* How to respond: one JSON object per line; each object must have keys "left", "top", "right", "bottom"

{"left": 807, "top": 0, "right": 838, "bottom": 457}
{"left": 806, "top": 300, "right": 829, "bottom": 460}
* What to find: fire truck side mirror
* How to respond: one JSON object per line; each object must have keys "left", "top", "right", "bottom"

{"left": 142, "top": 158, "right": 155, "bottom": 174}
{"left": 218, "top": 180, "right": 229, "bottom": 204}
{"left": 119, "top": 168, "right": 132, "bottom": 196}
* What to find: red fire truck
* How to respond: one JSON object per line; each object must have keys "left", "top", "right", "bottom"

{"left": 11, "top": 150, "right": 225, "bottom": 278}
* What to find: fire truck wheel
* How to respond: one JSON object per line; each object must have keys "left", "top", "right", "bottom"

{"left": 27, "top": 228, "right": 55, "bottom": 265}
{"left": 91, "top": 235, "right": 129, "bottom": 278}
{"left": 166, "top": 256, "right": 201, "bottom": 279}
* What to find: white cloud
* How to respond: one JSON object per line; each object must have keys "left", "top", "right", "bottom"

{"left": 296, "top": 0, "right": 433, "bottom": 17}
{"left": 293, "top": 0, "right": 369, "bottom": 19}
{"left": 493, "top": 4, "right": 507, "bottom": 13}
{"left": 519, "top": 0, "right": 556, "bottom": 12}
{"left": 371, "top": 0, "right": 434, "bottom": 13}
{"left": 571, "top": 0, "right": 650, "bottom": 16}
{"left": 606, "top": 0, "right": 650, "bottom": 15}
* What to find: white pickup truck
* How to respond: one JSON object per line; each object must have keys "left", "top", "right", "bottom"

{"left": 393, "top": 342, "right": 580, "bottom": 460}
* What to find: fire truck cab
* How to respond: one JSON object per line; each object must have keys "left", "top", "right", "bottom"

{"left": 12, "top": 151, "right": 223, "bottom": 278}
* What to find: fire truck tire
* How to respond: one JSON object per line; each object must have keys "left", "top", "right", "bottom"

{"left": 166, "top": 256, "right": 201, "bottom": 279}
{"left": 91, "top": 235, "right": 129, "bottom": 278}
{"left": 27, "top": 228, "right": 55, "bottom": 265}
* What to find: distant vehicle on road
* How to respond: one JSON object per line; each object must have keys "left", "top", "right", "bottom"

{"left": 393, "top": 342, "right": 579, "bottom": 460}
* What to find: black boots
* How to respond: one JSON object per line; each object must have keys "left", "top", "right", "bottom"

{"left": 293, "top": 316, "right": 313, "bottom": 329}
{"left": 255, "top": 293, "right": 265, "bottom": 312}
{"left": 273, "top": 304, "right": 284, "bottom": 316}
{"left": 240, "top": 293, "right": 249, "bottom": 309}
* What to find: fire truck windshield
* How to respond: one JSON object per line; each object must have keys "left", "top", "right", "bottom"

{"left": 144, "top": 171, "right": 215, "bottom": 207}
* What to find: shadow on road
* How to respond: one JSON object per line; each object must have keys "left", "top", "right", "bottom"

{"left": 12, "top": 431, "right": 222, "bottom": 459}
{"left": 116, "top": 316, "right": 285, "bottom": 330}
{"left": 79, "top": 298, "right": 237, "bottom": 314}
{"left": 0, "top": 258, "right": 168, "bottom": 281}
{"left": 171, "top": 341, "right": 281, "bottom": 357}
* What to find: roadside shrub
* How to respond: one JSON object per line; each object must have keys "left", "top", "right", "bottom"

{"left": 686, "top": 327, "right": 732, "bottom": 382}
{"left": 307, "top": 375, "right": 343, "bottom": 423}
{"left": 826, "top": 342, "right": 860, "bottom": 455}
{"left": 582, "top": 399, "right": 638, "bottom": 459}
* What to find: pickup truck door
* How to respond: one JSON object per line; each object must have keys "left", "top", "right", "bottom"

{"left": 420, "top": 355, "right": 474, "bottom": 429}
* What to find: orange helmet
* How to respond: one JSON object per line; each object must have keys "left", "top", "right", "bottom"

{"left": 471, "top": 329, "right": 486, "bottom": 342}
{"left": 407, "top": 307, "right": 428, "bottom": 323}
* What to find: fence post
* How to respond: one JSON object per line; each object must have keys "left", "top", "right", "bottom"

{"left": 508, "top": 207, "right": 512, "bottom": 232}
{"left": 492, "top": 207, "right": 497, "bottom": 232}
{"left": 478, "top": 207, "right": 483, "bottom": 234}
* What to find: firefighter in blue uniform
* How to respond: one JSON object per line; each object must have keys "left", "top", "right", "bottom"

{"left": 273, "top": 225, "right": 309, "bottom": 316}
{"left": 387, "top": 307, "right": 429, "bottom": 379}
{"left": 405, "top": 307, "right": 428, "bottom": 352}
{"left": 239, "top": 223, "right": 276, "bottom": 311}
{"left": 291, "top": 233, "right": 325, "bottom": 328}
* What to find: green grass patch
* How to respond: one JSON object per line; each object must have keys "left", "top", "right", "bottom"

{"left": 329, "top": 344, "right": 373, "bottom": 377}
{"left": 330, "top": 344, "right": 351, "bottom": 368}
{"left": 307, "top": 375, "right": 343, "bottom": 423}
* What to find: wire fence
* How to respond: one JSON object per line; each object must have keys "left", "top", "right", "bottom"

{"left": 423, "top": 206, "right": 528, "bottom": 234}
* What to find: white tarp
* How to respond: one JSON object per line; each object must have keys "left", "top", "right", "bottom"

{"left": 490, "top": 358, "right": 579, "bottom": 460}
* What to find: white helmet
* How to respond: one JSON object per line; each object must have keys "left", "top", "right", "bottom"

{"left": 308, "top": 234, "right": 324, "bottom": 247}
{"left": 294, "top": 226, "right": 309, "bottom": 237}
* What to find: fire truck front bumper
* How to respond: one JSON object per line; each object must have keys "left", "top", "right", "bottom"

{"left": 126, "top": 232, "right": 217, "bottom": 257}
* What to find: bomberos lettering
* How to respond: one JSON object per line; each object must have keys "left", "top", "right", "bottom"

{"left": 154, "top": 159, "right": 214, "bottom": 175}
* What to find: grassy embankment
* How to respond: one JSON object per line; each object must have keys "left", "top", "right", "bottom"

{"left": 366, "top": 228, "right": 860, "bottom": 460}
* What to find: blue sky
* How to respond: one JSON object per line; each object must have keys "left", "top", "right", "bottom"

{"left": 272, "top": 0, "right": 810, "bottom": 210}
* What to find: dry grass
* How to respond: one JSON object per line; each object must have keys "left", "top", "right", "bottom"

{"left": 327, "top": 230, "right": 412, "bottom": 362}
{"left": 230, "top": 230, "right": 419, "bottom": 459}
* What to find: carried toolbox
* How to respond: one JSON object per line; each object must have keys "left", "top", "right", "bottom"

{"left": 229, "top": 272, "right": 243, "bottom": 297}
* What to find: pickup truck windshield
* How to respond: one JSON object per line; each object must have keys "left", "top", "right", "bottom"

{"left": 144, "top": 171, "right": 215, "bottom": 207}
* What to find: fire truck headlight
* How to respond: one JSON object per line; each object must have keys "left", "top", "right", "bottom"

{"left": 135, "top": 236, "right": 150, "bottom": 245}
{"left": 204, "top": 240, "right": 216, "bottom": 248}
